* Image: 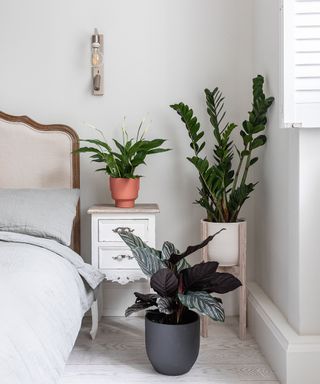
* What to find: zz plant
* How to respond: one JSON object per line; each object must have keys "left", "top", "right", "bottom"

{"left": 115, "top": 228, "right": 241, "bottom": 323}
{"left": 170, "top": 75, "right": 274, "bottom": 222}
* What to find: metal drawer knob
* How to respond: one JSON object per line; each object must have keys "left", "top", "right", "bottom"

{"left": 112, "top": 227, "right": 134, "bottom": 233}
{"left": 112, "top": 254, "right": 134, "bottom": 260}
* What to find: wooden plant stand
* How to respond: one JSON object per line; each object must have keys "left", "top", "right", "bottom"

{"left": 200, "top": 220, "right": 247, "bottom": 340}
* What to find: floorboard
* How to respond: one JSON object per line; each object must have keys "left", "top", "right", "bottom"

{"left": 62, "top": 316, "right": 279, "bottom": 384}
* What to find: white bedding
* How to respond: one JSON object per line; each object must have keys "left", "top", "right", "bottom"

{"left": 0, "top": 232, "right": 104, "bottom": 384}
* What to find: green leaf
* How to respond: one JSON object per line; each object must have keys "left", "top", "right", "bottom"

{"left": 170, "top": 103, "right": 205, "bottom": 155}
{"left": 141, "top": 138, "right": 167, "bottom": 150}
{"left": 241, "top": 150, "right": 250, "bottom": 157}
{"left": 146, "top": 148, "right": 171, "bottom": 154}
{"left": 80, "top": 139, "right": 112, "bottom": 152}
{"left": 228, "top": 183, "right": 255, "bottom": 221}
{"left": 178, "top": 291, "right": 225, "bottom": 322}
{"left": 95, "top": 167, "right": 107, "bottom": 172}
{"left": 250, "top": 157, "right": 258, "bottom": 166}
{"left": 74, "top": 146, "right": 102, "bottom": 154}
{"left": 251, "top": 124, "right": 266, "bottom": 134}
{"left": 112, "top": 139, "right": 125, "bottom": 153}
{"left": 250, "top": 135, "right": 267, "bottom": 150}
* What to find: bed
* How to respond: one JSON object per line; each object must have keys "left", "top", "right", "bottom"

{"left": 0, "top": 112, "right": 104, "bottom": 384}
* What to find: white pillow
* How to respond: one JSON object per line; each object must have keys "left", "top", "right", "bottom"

{"left": 0, "top": 189, "right": 79, "bottom": 246}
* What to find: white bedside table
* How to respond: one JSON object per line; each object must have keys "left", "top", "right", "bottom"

{"left": 88, "top": 203, "right": 160, "bottom": 339}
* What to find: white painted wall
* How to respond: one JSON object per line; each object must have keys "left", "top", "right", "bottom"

{"left": 253, "top": 0, "right": 298, "bottom": 328}
{"left": 298, "top": 130, "right": 320, "bottom": 333}
{"left": 253, "top": 0, "right": 320, "bottom": 335}
{"left": 0, "top": 0, "right": 254, "bottom": 315}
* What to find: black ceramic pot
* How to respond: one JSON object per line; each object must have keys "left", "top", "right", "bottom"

{"left": 145, "top": 310, "right": 200, "bottom": 376}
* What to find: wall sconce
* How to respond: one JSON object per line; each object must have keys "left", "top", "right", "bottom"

{"left": 91, "top": 28, "right": 104, "bottom": 96}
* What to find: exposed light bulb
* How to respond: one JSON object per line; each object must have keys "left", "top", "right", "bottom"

{"left": 91, "top": 28, "right": 104, "bottom": 95}
{"left": 92, "top": 45, "right": 103, "bottom": 67}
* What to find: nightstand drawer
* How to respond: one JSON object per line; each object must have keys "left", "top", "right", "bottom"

{"left": 98, "top": 219, "right": 149, "bottom": 243}
{"left": 98, "top": 247, "right": 140, "bottom": 269}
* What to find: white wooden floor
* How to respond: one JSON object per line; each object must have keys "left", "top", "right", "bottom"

{"left": 62, "top": 316, "right": 279, "bottom": 384}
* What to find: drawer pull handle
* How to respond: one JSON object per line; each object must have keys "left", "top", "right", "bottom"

{"left": 112, "top": 227, "right": 135, "bottom": 234}
{"left": 112, "top": 254, "right": 134, "bottom": 260}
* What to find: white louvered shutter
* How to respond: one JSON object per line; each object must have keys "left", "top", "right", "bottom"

{"left": 283, "top": 0, "right": 320, "bottom": 128}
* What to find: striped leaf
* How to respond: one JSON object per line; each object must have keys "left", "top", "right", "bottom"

{"left": 178, "top": 291, "right": 225, "bottom": 322}
{"left": 132, "top": 247, "right": 165, "bottom": 277}
{"left": 116, "top": 229, "right": 162, "bottom": 259}
{"left": 176, "top": 258, "right": 191, "bottom": 272}
{"left": 157, "top": 297, "right": 175, "bottom": 315}
{"left": 161, "top": 241, "right": 191, "bottom": 270}
{"left": 161, "top": 241, "right": 177, "bottom": 260}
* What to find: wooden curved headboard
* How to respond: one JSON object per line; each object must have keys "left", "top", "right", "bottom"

{"left": 0, "top": 111, "right": 80, "bottom": 254}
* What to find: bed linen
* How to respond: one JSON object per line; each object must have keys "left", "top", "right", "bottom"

{"left": 0, "top": 189, "right": 80, "bottom": 246}
{"left": 0, "top": 232, "right": 104, "bottom": 384}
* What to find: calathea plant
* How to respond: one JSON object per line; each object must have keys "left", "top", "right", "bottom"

{"left": 170, "top": 75, "right": 274, "bottom": 222}
{"left": 115, "top": 228, "right": 241, "bottom": 323}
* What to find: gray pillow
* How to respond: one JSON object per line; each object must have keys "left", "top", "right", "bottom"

{"left": 0, "top": 189, "right": 80, "bottom": 246}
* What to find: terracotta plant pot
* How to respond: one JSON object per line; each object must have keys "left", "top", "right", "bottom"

{"left": 109, "top": 177, "right": 140, "bottom": 208}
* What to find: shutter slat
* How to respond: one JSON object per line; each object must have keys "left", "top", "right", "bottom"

{"left": 296, "top": 52, "right": 320, "bottom": 64}
{"left": 296, "top": 90, "right": 320, "bottom": 103}
{"left": 296, "top": 26, "right": 320, "bottom": 39}
{"left": 296, "top": 77, "right": 320, "bottom": 88}
{"left": 296, "top": 1, "right": 320, "bottom": 15}
{"left": 296, "top": 14, "right": 320, "bottom": 25}
{"left": 296, "top": 64, "right": 320, "bottom": 76}
{"left": 296, "top": 38, "right": 320, "bottom": 51}
{"left": 284, "top": 0, "right": 320, "bottom": 127}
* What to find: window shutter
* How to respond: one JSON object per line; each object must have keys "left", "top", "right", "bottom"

{"left": 283, "top": 0, "right": 320, "bottom": 128}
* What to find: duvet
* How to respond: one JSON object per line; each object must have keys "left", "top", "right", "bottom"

{"left": 0, "top": 232, "right": 104, "bottom": 384}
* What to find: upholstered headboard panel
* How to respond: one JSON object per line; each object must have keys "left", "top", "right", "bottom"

{"left": 0, "top": 111, "right": 80, "bottom": 253}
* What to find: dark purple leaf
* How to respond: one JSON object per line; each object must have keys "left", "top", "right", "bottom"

{"left": 181, "top": 261, "right": 219, "bottom": 292}
{"left": 150, "top": 268, "right": 178, "bottom": 297}
{"left": 125, "top": 301, "right": 156, "bottom": 317}
{"left": 199, "top": 272, "right": 242, "bottom": 294}
{"left": 169, "top": 229, "right": 225, "bottom": 264}
{"left": 125, "top": 291, "right": 159, "bottom": 317}
{"left": 134, "top": 292, "right": 158, "bottom": 303}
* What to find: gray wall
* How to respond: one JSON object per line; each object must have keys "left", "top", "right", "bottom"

{"left": 0, "top": 0, "right": 255, "bottom": 314}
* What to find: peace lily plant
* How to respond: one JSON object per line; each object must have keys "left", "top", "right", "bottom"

{"left": 171, "top": 75, "right": 274, "bottom": 265}
{"left": 75, "top": 119, "right": 170, "bottom": 207}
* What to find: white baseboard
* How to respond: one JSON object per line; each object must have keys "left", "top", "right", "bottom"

{"left": 248, "top": 282, "right": 320, "bottom": 384}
